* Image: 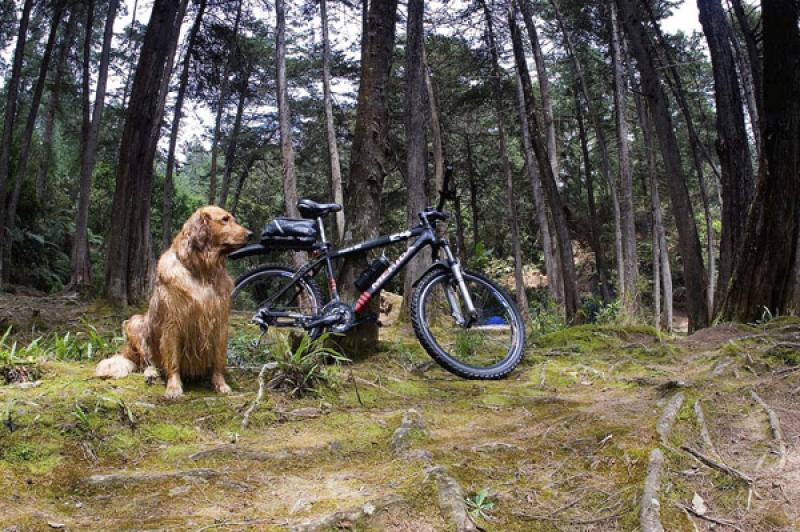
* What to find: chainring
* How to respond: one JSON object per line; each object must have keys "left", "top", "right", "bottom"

{"left": 320, "top": 302, "right": 355, "bottom": 333}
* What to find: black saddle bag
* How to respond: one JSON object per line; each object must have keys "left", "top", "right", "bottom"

{"left": 261, "top": 218, "right": 319, "bottom": 250}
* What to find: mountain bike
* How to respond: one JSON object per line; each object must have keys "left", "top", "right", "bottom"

{"left": 228, "top": 171, "right": 526, "bottom": 379}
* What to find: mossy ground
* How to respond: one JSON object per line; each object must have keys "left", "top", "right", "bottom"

{"left": 1, "top": 302, "right": 799, "bottom": 531}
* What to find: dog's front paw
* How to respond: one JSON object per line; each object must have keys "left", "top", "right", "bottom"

{"left": 143, "top": 366, "right": 160, "bottom": 385}
{"left": 164, "top": 384, "right": 184, "bottom": 399}
{"left": 212, "top": 373, "right": 231, "bottom": 394}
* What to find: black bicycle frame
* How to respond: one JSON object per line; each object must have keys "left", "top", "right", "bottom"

{"left": 261, "top": 219, "right": 442, "bottom": 320}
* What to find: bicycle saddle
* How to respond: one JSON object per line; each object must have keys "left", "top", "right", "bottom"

{"left": 297, "top": 199, "right": 342, "bottom": 219}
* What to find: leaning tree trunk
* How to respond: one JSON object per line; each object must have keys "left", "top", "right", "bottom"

{"left": 465, "top": 134, "right": 480, "bottom": 252}
{"left": 610, "top": 0, "right": 638, "bottom": 315}
{"left": 0, "top": 0, "right": 34, "bottom": 286}
{"left": 70, "top": 0, "right": 119, "bottom": 289}
{"left": 616, "top": 0, "right": 709, "bottom": 331}
{"left": 518, "top": 0, "right": 558, "bottom": 178}
{"left": 551, "top": 0, "right": 624, "bottom": 305}
{"left": 338, "top": 0, "right": 398, "bottom": 356}
{"left": 320, "top": 0, "right": 345, "bottom": 242}
{"left": 162, "top": 0, "right": 206, "bottom": 249}
{"left": 481, "top": 0, "right": 529, "bottom": 319}
{"left": 208, "top": 0, "right": 242, "bottom": 205}
{"left": 721, "top": 1, "right": 800, "bottom": 320}
{"left": 402, "top": 0, "right": 429, "bottom": 316}
{"left": 36, "top": 9, "right": 76, "bottom": 200}
{"left": 3, "top": 0, "right": 65, "bottom": 282}
{"left": 729, "top": 0, "right": 762, "bottom": 141}
{"left": 510, "top": 5, "right": 578, "bottom": 320}
{"left": 104, "top": 0, "right": 186, "bottom": 305}
{"left": 120, "top": 0, "right": 139, "bottom": 109}
{"left": 697, "top": 0, "right": 755, "bottom": 313}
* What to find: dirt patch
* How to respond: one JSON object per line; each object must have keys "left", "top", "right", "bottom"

{"left": 682, "top": 323, "right": 750, "bottom": 351}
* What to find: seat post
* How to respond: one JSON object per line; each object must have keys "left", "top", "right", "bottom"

{"left": 317, "top": 217, "right": 327, "bottom": 244}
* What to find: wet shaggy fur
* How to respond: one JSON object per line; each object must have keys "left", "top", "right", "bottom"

{"left": 96, "top": 206, "right": 251, "bottom": 398}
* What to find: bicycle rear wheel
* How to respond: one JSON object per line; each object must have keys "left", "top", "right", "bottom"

{"left": 410, "top": 268, "right": 525, "bottom": 379}
{"left": 229, "top": 264, "right": 322, "bottom": 365}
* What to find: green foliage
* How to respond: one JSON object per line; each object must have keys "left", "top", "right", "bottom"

{"left": 0, "top": 324, "right": 122, "bottom": 364}
{"left": 465, "top": 488, "right": 495, "bottom": 520}
{"left": 581, "top": 296, "right": 621, "bottom": 325}
{"left": 267, "top": 332, "right": 350, "bottom": 398}
{"left": 527, "top": 294, "right": 566, "bottom": 337}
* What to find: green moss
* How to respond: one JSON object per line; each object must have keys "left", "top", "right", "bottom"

{"left": 143, "top": 423, "right": 196, "bottom": 443}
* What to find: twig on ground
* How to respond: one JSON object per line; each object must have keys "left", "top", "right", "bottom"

{"left": 352, "top": 375, "right": 409, "bottom": 399}
{"left": 196, "top": 518, "right": 281, "bottom": 531}
{"left": 350, "top": 370, "right": 363, "bottom": 406}
{"left": 678, "top": 504, "right": 745, "bottom": 532}
{"left": 681, "top": 445, "right": 753, "bottom": 484}
{"left": 241, "top": 363, "right": 270, "bottom": 429}
{"left": 538, "top": 362, "right": 547, "bottom": 389}
{"left": 693, "top": 400, "right": 719, "bottom": 458}
{"left": 750, "top": 390, "right": 787, "bottom": 471}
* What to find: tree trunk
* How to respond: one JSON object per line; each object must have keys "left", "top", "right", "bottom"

{"left": 697, "top": 0, "right": 756, "bottom": 313}
{"left": 70, "top": 0, "right": 119, "bottom": 289}
{"left": 610, "top": 1, "right": 638, "bottom": 315}
{"left": 276, "top": 0, "right": 298, "bottom": 219}
{"left": 220, "top": 67, "right": 250, "bottom": 209}
{"left": 729, "top": 0, "right": 762, "bottom": 140}
{"left": 465, "top": 134, "right": 480, "bottom": 252}
{"left": 36, "top": 9, "right": 76, "bottom": 200}
{"left": 574, "top": 85, "right": 611, "bottom": 303}
{"left": 480, "top": 1, "right": 529, "bottom": 319}
{"left": 320, "top": 0, "right": 345, "bottom": 242}
{"left": 551, "top": 0, "right": 624, "bottom": 305}
{"left": 339, "top": 0, "right": 397, "bottom": 356}
{"left": 209, "top": 0, "right": 242, "bottom": 205}
{"left": 423, "top": 48, "right": 445, "bottom": 199}
{"left": 162, "top": 0, "right": 207, "bottom": 250}
{"left": 402, "top": 0, "right": 429, "bottom": 316}
{"left": 0, "top": 0, "right": 34, "bottom": 286}
{"left": 616, "top": 0, "right": 709, "bottom": 330}
{"left": 721, "top": 1, "right": 800, "bottom": 320}
{"left": 104, "top": 0, "right": 186, "bottom": 305}
{"left": 3, "top": 0, "right": 65, "bottom": 282}
{"left": 510, "top": 4, "right": 578, "bottom": 320}
{"left": 728, "top": 20, "right": 761, "bottom": 152}
{"left": 121, "top": 0, "right": 140, "bottom": 109}
{"left": 518, "top": 0, "right": 558, "bottom": 178}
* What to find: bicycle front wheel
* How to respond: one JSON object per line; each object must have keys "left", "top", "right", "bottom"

{"left": 410, "top": 268, "right": 525, "bottom": 379}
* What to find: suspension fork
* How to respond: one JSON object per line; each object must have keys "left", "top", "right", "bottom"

{"left": 441, "top": 242, "right": 478, "bottom": 327}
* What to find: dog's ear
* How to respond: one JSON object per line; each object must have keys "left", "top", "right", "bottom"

{"left": 186, "top": 211, "right": 211, "bottom": 252}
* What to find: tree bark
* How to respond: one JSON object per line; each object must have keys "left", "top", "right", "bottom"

{"left": 276, "top": 0, "right": 298, "bottom": 220}
{"left": 338, "top": 0, "right": 398, "bottom": 355}
{"left": 402, "top": 0, "right": 429, "bottom": 315}
{"left": 219, "top": 67, "right": 250, "bottom": 209}
{"left": 728, "top": 19, "right": 761, "bottom": 152}
{"left": 320, "top": 0, "right": 345, "bottom": 242}
{"left": 721, "top": 1, "right": 800, "bottom": 320}
{"left": 70, "top": 0, "right": 119, "bottom": 289}
{"left": 121, "top": 0, "right": 140, "bottom": 109}
{"left": 465, "top": 134, "right": 480, "bottom": 252}
{"left": 104, "top": 0, "right": 186, "bottom": 305}
{"left": 480, "top": 1, "right": 529, "bottom": 319}
{"left": 510, "top": 4, "right": 578, "bottom": 320}
{"left": 209, "top": 0, "right": 242, "bottom": 205}
{"left": 162, "top": 0, "right": 207, "bottom": 250}
{"left": 551, "top": 0, "right": 624, "bottom": 306}
{"left": 610, "top": 1, "right": 638, "bottom": 315}
{"left": 0, "top": 0, "right": 34, "bottom": 286}
{"left": 697, "top": 0, "right": 755, "bottom": 313}
{"left": 616, "top": 0, "right": 709, "bottom": 330}
{"left": 729, "top": 0, "right": 762, "bottom": 140}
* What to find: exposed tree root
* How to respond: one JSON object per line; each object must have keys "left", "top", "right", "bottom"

{"left": 657, "top": 392, "right": 685, "bottom": 445}
{"left": 538, "top": 362, "right": 547, "bottom": 388}
{"left": 88, "top": 468, "right": 218, "bottom": 486}
{"left": 681, "top": 445, "right": 753, "bottom": 484}
{"left": 678, "top": 503, "right": 745, "bottom": 532}
{"left": 426, "top": 465, "right": 479, "bottom": 531}
{"left": 391, "top": 409, "right": 426, "bottom": 455}
{"left": 640, "top": 448, "right": 665, "bottom": 532}
{"left": 241, "top": 363, "right": 270, "bottom": 429}
{"left": 290, "top": 495, "right": 405, "bottom": 532}
{"left": 750, "top": 390, "right": 787, "bottom": 471}
{"left": 693, "top": 400, "right": 719, "bottom": 458}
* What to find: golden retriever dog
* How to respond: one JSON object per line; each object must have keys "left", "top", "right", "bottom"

{"left": 96, "top": 206, "right": 251, "bottom": 398}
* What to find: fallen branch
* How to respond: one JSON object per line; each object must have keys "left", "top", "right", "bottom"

{"left": 678, "top": 504, "right": 745, "bottom": 532}
{"left": 241, "top": 363, "right": 270, "bottom": 429}
{"left": 640, "top": 448, "right": 665, "bottom": 532}
{"left": 426, "top": 466, "right": 479, "bottom": 531}
{"left": 680, "top": 445, "right": 752, "bottom": 484}
{"left": 657, "top": 392, "right": 685, "bottom": 445}
{"left": 538, "top": 362, "right": 547, "bottom": 389}
{"left": 750, "top": 390, "right": 787, "bottom": 471}
{"left": 352, "top": 376, "right": 409, "bottom": 399}
{"left": 88, "top": 468, "right": 218, "bottom": 486}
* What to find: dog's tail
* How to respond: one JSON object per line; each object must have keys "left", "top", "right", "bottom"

{"left": 95, "top": 315, "right": 149, "bottom": 379}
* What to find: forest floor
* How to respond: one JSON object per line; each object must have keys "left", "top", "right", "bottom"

{"left": 1, "top": 294, "right": 799, "bottom": 531}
